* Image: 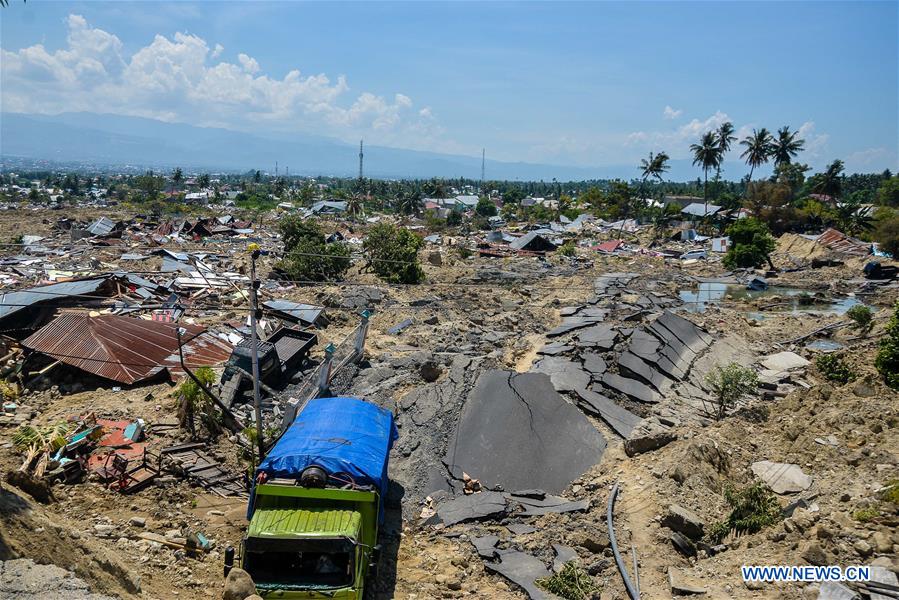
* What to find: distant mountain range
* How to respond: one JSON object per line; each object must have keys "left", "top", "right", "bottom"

{"left": 1, "top": 112, "right": 754, "bottom": 181}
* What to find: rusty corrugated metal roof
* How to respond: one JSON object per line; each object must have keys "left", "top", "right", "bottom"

{"left": 816, "top": 228, "right": 869, "bottom": 256}
{"left": 23, "top": 313, "right": 233, "bottom": 384}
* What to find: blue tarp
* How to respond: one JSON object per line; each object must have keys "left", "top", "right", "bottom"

{"left": 256, "top": 397, "right": 397, "bottom": 500}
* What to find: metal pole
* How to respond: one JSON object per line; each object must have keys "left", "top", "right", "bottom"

{"left": 247, "top": 244, "right": 265, "bottom": 463}
{"left": 175, "top": 326, "right": 244, "bottom": 433}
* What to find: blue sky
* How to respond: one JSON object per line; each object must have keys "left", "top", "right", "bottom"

{"left": 2, "top": 1, "right": 897, "bottom": 176}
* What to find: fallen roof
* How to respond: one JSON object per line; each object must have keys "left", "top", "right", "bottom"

{"left": 22, "top": 313, "right": 233, "bottom": 384}
{"left": 0, "top": 277, "right": 112, "bottom": 325}
{"left": 816, "top": 228, "right": 869, "bottom": 256}
{"left": 681, "top": 202, "right": 721, "bottom": 217}
{"left": 509, "top": 231, "right": 558, "bottom": 252}
{"left": 261, "top": 299, "right": 326, "bottom": 326}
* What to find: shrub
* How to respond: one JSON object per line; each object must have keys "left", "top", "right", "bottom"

{"left": 557, "top": 241, "right": 576, "bottom": 257}
{"left": 446, "top": 211, "right": 463, "bottom": 227}
{"left": 362, "top": 223, "right": 424, "bottom": 284}
{"left": 815, "top": 353, "right": 856, "bottom": 384}
{"left": 874, "top": 216, "right": 899, "bottom": 257}
{"left": 536, "top": 562, "right": 598, "bottom": 600}
{"left": 707, "top": 483, "right": 782, "bottom": 543}
{"left": 705, "top": 363, "right": 758, "bottom": 420}
{"left": 279, "top": 216, "right": 323, "bottom": 252}
{"left": 846, "top": 304, "right": 874, "bottom": 333}
{"left": 722, "top": 218, "right": 776, "bottom": 269}
{"left": 876, "top": 301, "right": 899, "bottom": 390}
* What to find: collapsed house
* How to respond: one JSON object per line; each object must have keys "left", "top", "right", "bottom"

{"left": 21, "top": 313, "right": 234, "bottom": 385}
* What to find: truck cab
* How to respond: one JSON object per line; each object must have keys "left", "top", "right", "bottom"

{"left": 231, "top": 397, "right": 397, "bottom": 599}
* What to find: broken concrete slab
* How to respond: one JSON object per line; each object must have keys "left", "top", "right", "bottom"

{"left": 868, "top": 565, "right": 899, "bottom": 600}
{"left": 509, "top": 493, "right": 591, "bottom": 517}
{"left": 599, "top": 373, "right": 660, "bottom": 404}
{"left": 444, "top": 370, "right": 606, "bottom": 494}
{"left": 816, "top": 581, "right": 856, "bottom": 600}
{"left": 573, "top": 387, "right": 641, "bottom": 439}
{"left": 537, "top": 342, "right": 574, "bottom": 356}
{"left": 531, "top": 358, "right": 592, "bottom": 393}
{"left": 618, "top": 351, "right": 673, "bottom": 393}
{"left": 577, "top": 324, "right": 618, "bottom": 350}
{"left": 507, "top": 524, "right": 537, "bottom": 535}
{"left": 484, "top": 551, "right": 554, "bottom": 600}
{"left": 581, "top": 353, "right": 607, "bottom": 376}
{"left": 668, "top": 566, "right": 707, "bottom": 595}
{"left": 624, "top": 425, "right": 677, "bottom": 457}
{"left": 751, "top": 461, "right": 813, "bottom": 494}
{"left": 435, "top": 491, "right": 508, "bottom": 526}
{"left": 546, "top": 318, "right": 599, "bottom": 338}
{"left": 661, "top": 504, "right": 705, "bottom": 540}
{"left": 471, "top": 535, "right": 500, "bottom": 559}
{"left": 656, "top": 310, "right": 712, "bottom": 353}
{"left": 552, "top": 544, "right": 580, "bottom": 573}
{"left": 761, "top": 351, "right": 810, "bottom": 372}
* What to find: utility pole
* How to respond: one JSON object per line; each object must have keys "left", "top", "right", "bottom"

{"left": 481, "top": 148, "right": 485, "bottom": 189}
{"left": 358, "top": 139, "right": 364, "bottom": 181}
{"left": 247, "top": 243, "right": 265, "bottom": 463}
{"left": 275, "top": 160, "right": 278, "bottom": 177}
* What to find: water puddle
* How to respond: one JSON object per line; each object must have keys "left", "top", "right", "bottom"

{"left": 679, "top": 282, "right": 862, "bottom": 316}
{"left": 806, "top": 340, "right": 844, "bottom": 353}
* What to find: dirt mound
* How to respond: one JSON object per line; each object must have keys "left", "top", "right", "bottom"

{"left": 775, "top": 232, "right": 827, "bottom": 260}
{"left": 0, "top": 484, "right": 142, "bottom": 598}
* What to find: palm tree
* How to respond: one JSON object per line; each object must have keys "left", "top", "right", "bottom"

{"left": 714, "top": 122, "right": 736, "bottom": 188}
{"left": 771, "top": 126, "right": 805, "bottom": 167}
{"left": 171, "top": 167, "right": 183, "bottom": 195}
{"left": 346, "top": 195, "right": 364, "bottom": 220}
{"left": 690, "top": 131, "right": 721, "bottom": 213}
{"left": 636, "top": 151, "right": 671, "bottom": 239}
{"left": 739, "top": 128, "right": 774, "bottom": 186}
{"left": 813, "top": 159, "right": 845, "bottom": 200}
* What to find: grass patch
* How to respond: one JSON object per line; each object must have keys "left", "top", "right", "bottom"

{"left": 852, "top": 507, "right": 880, "bottom": 522}
{"left": 536, "top": 562, "right": 598, "bottom": 600}
{"left": 879, "top": 479, "right": 899, "bottom": 504}
{"left": 707, "top": 483, "right": 782, "bottom": 544}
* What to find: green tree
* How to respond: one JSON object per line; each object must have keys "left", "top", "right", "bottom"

{"left": 475, "top": 197, "right": 498, "bottom": 217}
{"left": 771, "top": 126, "right": 805, "bottom": 167}
{"left": 197, "top": 173, "right": 211, "bottom": 188}
{"left": 691, "top": 131, "right": 721, "bottom": 212}
{"left": 874, "top": 215, "right": 899, "bottom": 257}
{"left": 739, "top": 128, "right": 774, "bottom": 187}
{"left": 835, "top": 191, "right": 873, "bottom": 235}
{"left": 705, "top": 362, "right": 758, "bottom": 420}
{"left": 773, "top": 162, "right": 810, "bottom": 202}
{"left": 362, "top": 223, "right": 424, "bottom": 283}
{"left": 875, "top": 301, "right": 899, "bottom": 390}
{"left": 277, "top": 217, "right": 350, "bottom": 281}
{"left": 135, "top": 170, "right": 164, "bottom": 203}
{"left": 171, "top": 167, "right": 183, "bottom": 194}
{"left": 714, "top": 122, "right": 737, "bottom": 188}
{"left": 722, "top": 217, "right": 776, "bottom": 269}
{"left": 446, "top": 210, "right": 463, "bottom": 227}
{"left": 877, "top": 176, "right": 899, "bottom": 207}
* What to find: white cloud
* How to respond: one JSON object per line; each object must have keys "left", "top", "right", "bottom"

{"left": 1, "top": 14, "right": 437, "bottom": 146}
{"left": 627, "top": 110, "right": 731, "bottom": 157}
{"left": 663, "top": 105, "right": 682, "bottom": 120}
{"left": 796, "top": 121, "right": 829, "bottom": 162}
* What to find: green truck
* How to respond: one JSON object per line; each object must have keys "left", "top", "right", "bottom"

{"left": 226, "top": 396, "right": 398, "bottom": 599}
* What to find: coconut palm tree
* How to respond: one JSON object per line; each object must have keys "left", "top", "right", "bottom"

{"left": 771, "top": 126, "right": 805, "bottom": 167}
{"left": 690, "top": 131, "right": 721, "bottom": 213}
{"left": 739, "top": 128, "right": 774, "bottom": 186}
{"left": 813, "top": 159, "right": 845, "bottom": 200}
{"left": 346, "top": 194, "right": 364, "bottom": 220}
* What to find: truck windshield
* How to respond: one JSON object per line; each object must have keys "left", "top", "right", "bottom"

{"left": 244, "top": 538, "right": 355, "bottom": 590}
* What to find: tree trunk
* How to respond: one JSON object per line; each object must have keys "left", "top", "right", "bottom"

{"left": 703, "top": 169, "right": 708, "bottom": 214}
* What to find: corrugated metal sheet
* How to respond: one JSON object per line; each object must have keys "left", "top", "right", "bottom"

{"left": 262, "top": 299, "right": 324, "bottom": 326}
{"left": 248, "top": 506, "right": 361, "bottom": 539}
{"left": 23, "top": 313, "right": 232, "bottom": 384}
{"left": 681, "top": 202, "right": 722, "bottom": 217}
{"left": 0, "top": 277, "right": 110, "bottom": 322}
{"left": 816, "top": 228, "right": 869, "bottom": 256}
